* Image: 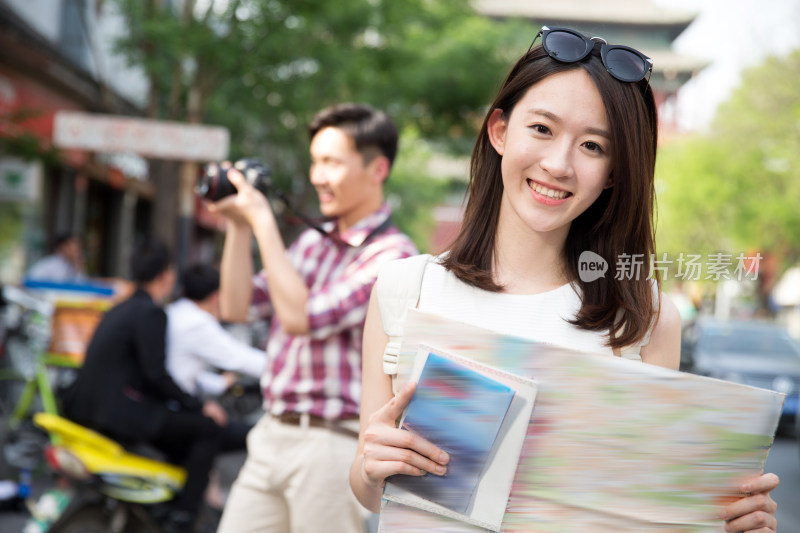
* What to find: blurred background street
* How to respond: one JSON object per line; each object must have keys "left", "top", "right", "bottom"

{"left": 2, "top": 0, "right": 800, "bottom": 531}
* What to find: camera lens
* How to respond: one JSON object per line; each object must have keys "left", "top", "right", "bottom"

{"left": 196, "top": 159, "right": 272, "bottom": 201}
{"left": 196, "top": 163, "right": 238, "bottom": 201}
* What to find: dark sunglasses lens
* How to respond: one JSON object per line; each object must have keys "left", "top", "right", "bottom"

{"left": 604, "top": 48, "right": 647, "bottom": 82}
{"left": 545, "top": 30, "right": 588, "bottom": 61}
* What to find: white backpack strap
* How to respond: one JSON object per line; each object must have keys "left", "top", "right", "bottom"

{"left": 618, "top": 279, "right": 661, "bottom": 358}
{"left": 375, "top": 254, "right": 432, "bottom": 387}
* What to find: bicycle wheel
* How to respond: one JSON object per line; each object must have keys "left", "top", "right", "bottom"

{"left": 0, "top": 370, "right": 26, "bottom": 479}
{"left": 48, "top": 503, "right": 109, "bottom": 533}
{"left": 0, "top": 337, "right": 30, "bottom": 419}
{"left": 50, "top": 502, "right": 160, "bottom": 533}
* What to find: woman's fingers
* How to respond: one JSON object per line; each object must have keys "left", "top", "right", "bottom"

{"left": 369, "top": 382, "right": 450, "bottom": 467}
{"left": 741, "top": 473, "right": 780, "bottom": 494}
{"left": 720, "top": 474, "right": 779, "bottom": 533}
{"left": 364, "top": 426, "right": 449, "bottom": 473}
{"left": 363, "top": 434, "right": 448, "bottom": 479}
{"left": 359, "top": 382, "right": 451, "bottom": 486}
{"left": 722, "top": 491, "right": 778, "bottom": 519}
{"left": 722, "top": 506, "right": 777, "bottom": 532}
{"left": 374, "top": 381, "right": 417, "bottom": 423}
{"left": 363, "top": 460, "right": 425, "bottom": 482}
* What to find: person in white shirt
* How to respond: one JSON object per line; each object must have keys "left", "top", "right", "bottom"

{"left": 26, "top": 232, "right": 85, "bottom": 282}
{"left": 166, "top": 263, "right": 266, "bottom": 449}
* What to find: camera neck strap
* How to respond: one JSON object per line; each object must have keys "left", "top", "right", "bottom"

{"left": 273, "top": 187, "right": 394, "bottom": 248}
{"left": 321, "top": 215, "right": 394, "bottom": 248}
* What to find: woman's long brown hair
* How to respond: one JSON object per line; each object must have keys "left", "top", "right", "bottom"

{"left": 442, "top": 45, "right": 659, "bottom": 350}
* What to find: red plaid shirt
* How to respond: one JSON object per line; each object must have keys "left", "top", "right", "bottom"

{"left": 251, "top": 204, "right": 418, "bottom": 420}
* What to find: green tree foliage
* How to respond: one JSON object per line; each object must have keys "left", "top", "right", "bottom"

{"left": 656, "top": 48, "right": 800, "bottom": 267}
{"left": 711, "top": 50, "right": 800, "bottom": 259}
{"left": 384, "top": 132, "right": 466, "bottom": 249}
{"left": 111, "top": 0, "right": 533, "bottom": 250}
{"left": 656, "top": 136, "right": 738, "bottom": 257}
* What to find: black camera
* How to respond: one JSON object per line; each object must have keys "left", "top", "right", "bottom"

{"left": 196, "top": 157, "right": 331, "bottom": 240}
{"left": 196, "top": 158, "right": 272, "bottom": 201}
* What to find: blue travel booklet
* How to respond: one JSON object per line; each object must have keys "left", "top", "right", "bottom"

{"left": 387, "top": 351, "right": 516, "bottom": 514}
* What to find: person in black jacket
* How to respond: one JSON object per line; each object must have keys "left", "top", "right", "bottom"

{"left": 63, "top": 238, "right": 225, "bottom": 533}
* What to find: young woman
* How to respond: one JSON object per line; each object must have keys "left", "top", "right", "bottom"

{"left": 350, "top": 27, "right": 779, "bottom": 532}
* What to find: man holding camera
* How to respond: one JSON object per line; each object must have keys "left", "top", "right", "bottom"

{"left": 211, "top": 103, "right": 417, "bottom": 533}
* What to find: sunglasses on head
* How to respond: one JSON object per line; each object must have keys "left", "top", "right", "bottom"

{"left": 530, "top": 26, "right": 653, "bottom": 83}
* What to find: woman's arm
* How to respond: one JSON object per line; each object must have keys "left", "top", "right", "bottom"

{"left": 642, "top": 292, "right": 779, "bottom": 533}
{"left": 349, "top": 288, "right": 450, "bottom": 513}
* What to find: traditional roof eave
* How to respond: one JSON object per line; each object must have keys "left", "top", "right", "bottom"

{"left": 648, "top": 50, "right": 710, "bottom": 75}
{"left": 473, "top": 0, "right": 698, "bottom": 27}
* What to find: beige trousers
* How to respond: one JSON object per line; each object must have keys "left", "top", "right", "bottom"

{"left": 216, "top": 414, "right": 368, "bottom": 533}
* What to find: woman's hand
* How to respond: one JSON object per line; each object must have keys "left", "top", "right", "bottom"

{"left": 720, "top": 473, "right": 779, "bottom": 532}
{"left": 359, "top": 382, "right": 450, "bottom": 491}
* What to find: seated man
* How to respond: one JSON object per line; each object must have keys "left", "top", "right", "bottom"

{"left": 62, "top": 238, "right": 224, "bottom": 533}
{"left": 26, "top": 232, "right": 85, "bottom": 282}
{"left": 166, "top": 263, "right": 266, "bottom": 450}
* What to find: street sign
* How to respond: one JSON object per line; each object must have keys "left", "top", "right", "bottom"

{"left": 0, "top": 157, "right": 42, "bottom": 202}
{"left": 53, "top": 111, "right": 230, "bottom": 162}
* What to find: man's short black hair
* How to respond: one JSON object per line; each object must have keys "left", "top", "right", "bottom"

{"left": 131, "top": 238, "right": 172, "bottom": 284}
{"left": 307, "top": 103, "right": 399, "bottom": 169}
{"left": 181, "top": 263, "right": 220, "bottom": 302}
{"left": 52, "top": 232, "right": 75, "bottom": 252}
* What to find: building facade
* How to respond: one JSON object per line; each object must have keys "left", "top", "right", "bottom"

{"left": 473, "top": 0, "right": 709, "bottom": 133}
{"left": 0, "top": 0, "right": 217, "bottom": 284}
{"left": 1, "top": 0, "right": 154, "bottom": 282}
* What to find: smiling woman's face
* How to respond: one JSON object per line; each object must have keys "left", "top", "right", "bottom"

{"left": 488, "top": 68, "right": 614, "bottom": 240}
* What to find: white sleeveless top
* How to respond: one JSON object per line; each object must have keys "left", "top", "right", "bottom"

{"left": 377, "top": 255, "right": 654, "bottom": 379}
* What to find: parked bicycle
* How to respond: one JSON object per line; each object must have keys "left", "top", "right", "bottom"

{"left": 0, "top": 285, "right": 59, "bottom": 506}
{"left": 0, "top": 282, "right": 105, "bottom": 511}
